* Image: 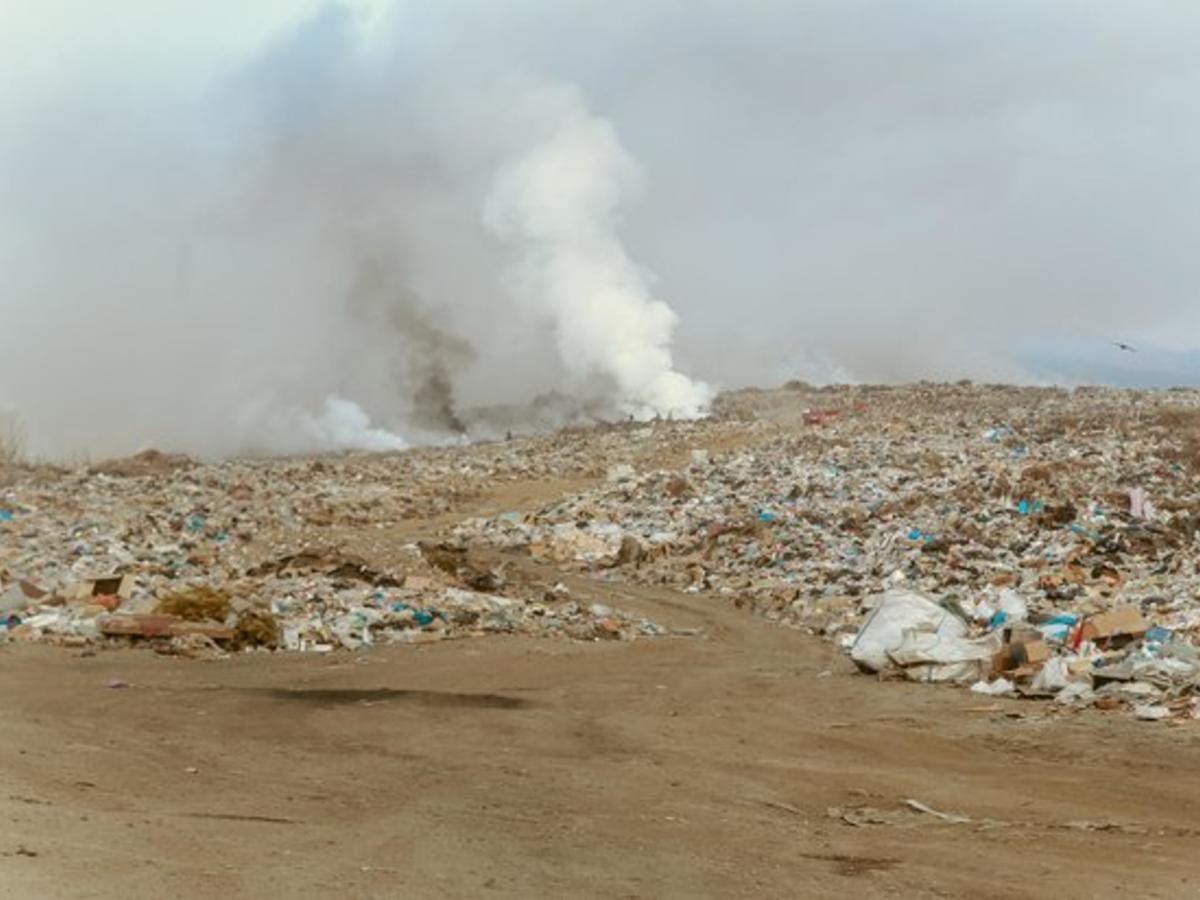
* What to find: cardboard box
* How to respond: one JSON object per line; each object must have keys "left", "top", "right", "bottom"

{"left": 1003, "top": 624, "right": 1045, "bottom": 645}
{"left": 1081, "top": 605, "right": 1148, "bottom": 642}
{"left": 99, "top": 614, "right": 232, "bottom": 641}
{"left": 66, "top": 574, "right": 135, "bottom": 602}
{"left": 1019, "top": 639, "right": 1051, "bottom": 665}
{"left": 993, "top": 639, "right": 1051, "bottom": 673}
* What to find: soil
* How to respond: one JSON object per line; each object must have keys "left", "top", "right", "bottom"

{"left": 4, "top": 553, "right": 1200, "bottom": 897}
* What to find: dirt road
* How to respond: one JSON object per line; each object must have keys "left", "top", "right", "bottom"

{"left": 3, "top": 556, "right": 1199, "bottom": 898}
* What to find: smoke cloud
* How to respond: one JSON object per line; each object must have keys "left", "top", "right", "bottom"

{"left": 2, "top": 1, "right": 1199, "bottom": 457}
{"left": 483, "top": 85, "right": 710, "bottom": 419}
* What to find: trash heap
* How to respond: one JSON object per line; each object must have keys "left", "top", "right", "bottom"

{"left": 454, "top": 383, "right": 1200, "bottom": 721}
{"left": 0, "top": 427, "right": 713, "bottom": 655}
{"left": 0, "top": 544, "right": 666, "bottom": 658}
{"left": 6, "top": 380, "right": 1200, "bottom": 710}
{"left": 849, "top": 588, "right": 1199, "bottom": 722}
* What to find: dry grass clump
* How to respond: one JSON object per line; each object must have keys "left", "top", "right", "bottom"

{"left": 155, "top": 586, "right": 232, "bottom": 622}
{"left": 0, "top": 410, "right": 26, "bottom": 467}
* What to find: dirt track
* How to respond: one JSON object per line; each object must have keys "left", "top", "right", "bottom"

{"left": 3, "top": 546, "right": 1200, "bottom": 898}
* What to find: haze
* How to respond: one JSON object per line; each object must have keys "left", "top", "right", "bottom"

{"left": 3, "top": 0, "right": 1199, "bottom": 457}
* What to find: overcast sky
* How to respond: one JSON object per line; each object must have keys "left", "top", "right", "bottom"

{"left": 3, "top": 1, "right": 1199, "bottom": 456}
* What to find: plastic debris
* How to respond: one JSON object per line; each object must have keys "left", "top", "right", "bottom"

{"left": 970, "top": 677, "right": 1015, "bottom": 696}
{"left": 1133, "top": 704, "right": 1172, "bottom": 722}
{"left": 5, "top": 382, "right": 1200, "bottom": 727}
{"left": 449, "top": 384, "right": 1200, "bottom": 723}
{"left": 849, "top": 589, "right": 968, "bottom": 675}
{"left": 0, "top": 427, "right": 699, "bottom": 655}
{"left": 903, "top": 798, "right": 972, "bottom": 824}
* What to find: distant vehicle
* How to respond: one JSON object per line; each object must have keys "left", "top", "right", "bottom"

{"left": 1113, "top": 341, "right": 1138, "bottom": 353}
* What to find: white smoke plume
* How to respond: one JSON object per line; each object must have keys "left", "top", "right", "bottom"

{"left": 0, "top": 5, "right": 709, "bottom": 459}
{"left": 484, "top": 86, "right": 710, "bottom": 419}
{"left": 301, "top": 396, "right": 406, "bottom": 453}
{"left": 240, "top": 395, "right": 407, "bottom": 456}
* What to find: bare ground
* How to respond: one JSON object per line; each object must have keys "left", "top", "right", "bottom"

{"left": 3, "top": 549, "right": 1200, "bottom": 898}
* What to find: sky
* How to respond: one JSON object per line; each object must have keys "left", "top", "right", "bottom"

{"left": 3, "top": 1, "right": 1199, "bottom": 457}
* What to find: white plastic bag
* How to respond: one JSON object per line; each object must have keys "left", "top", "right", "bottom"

{"left": 889, "top": 629, "right": 998, "bottom": 683}
{"left": 1031, "top": 656, "right": 1071, "bottom": 693}
{"left": 970, "top": 677, "right": 1015, "bottom": 696}
{"left": 850, "top": 589, "right": 967, "bottom": 673}
{"left": 995, "top": 589, "right": 1028, "bottom": 622}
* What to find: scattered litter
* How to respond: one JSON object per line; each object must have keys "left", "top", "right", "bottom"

{"left": 970, "top": 677, "right": 1014, "bottom": 697}
{"left": 1133, "top": 704, "right": 1172, "bottom": 722}
{"left": 904, "top": 798, "right": 972, "bottom": 824}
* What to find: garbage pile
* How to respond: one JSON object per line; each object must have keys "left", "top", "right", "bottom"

{"left": 849, "top": 588, "right": 1200, "bottom": 722}
{"left": 0, "top": 428, "right": 709, "bottom": 655}
{"left": 6, "top": 380, "right": 1200, "bottom": 709}
{"left": 454, "top": 383, "right": 1200, "bottom": 721}
{"left": 0, "top": 547, "right": 665, "bottom": 657}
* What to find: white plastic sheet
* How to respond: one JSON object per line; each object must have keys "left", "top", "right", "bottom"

{"left": 850, "top": 588, "right": 996, "bottom": 683}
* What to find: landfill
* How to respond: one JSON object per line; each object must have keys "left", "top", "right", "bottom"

{"left": 0, "top": 430, "right": 713, "bottom": 656}
{"left": 4, "top": 382, "right": 1200, "bottom": 722}
{"left": 453, "top": 383, "right": 1200, "bottom": 723}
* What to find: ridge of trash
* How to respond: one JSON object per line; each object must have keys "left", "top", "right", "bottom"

{"left": 453, "top": 383, "right": 1200, "bottom": 723}
{"left": 5, "top": 382, "right": 1200, "bottom": 724}
{"left": 0, "top": 425, "right": 730, "bottom": 656}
